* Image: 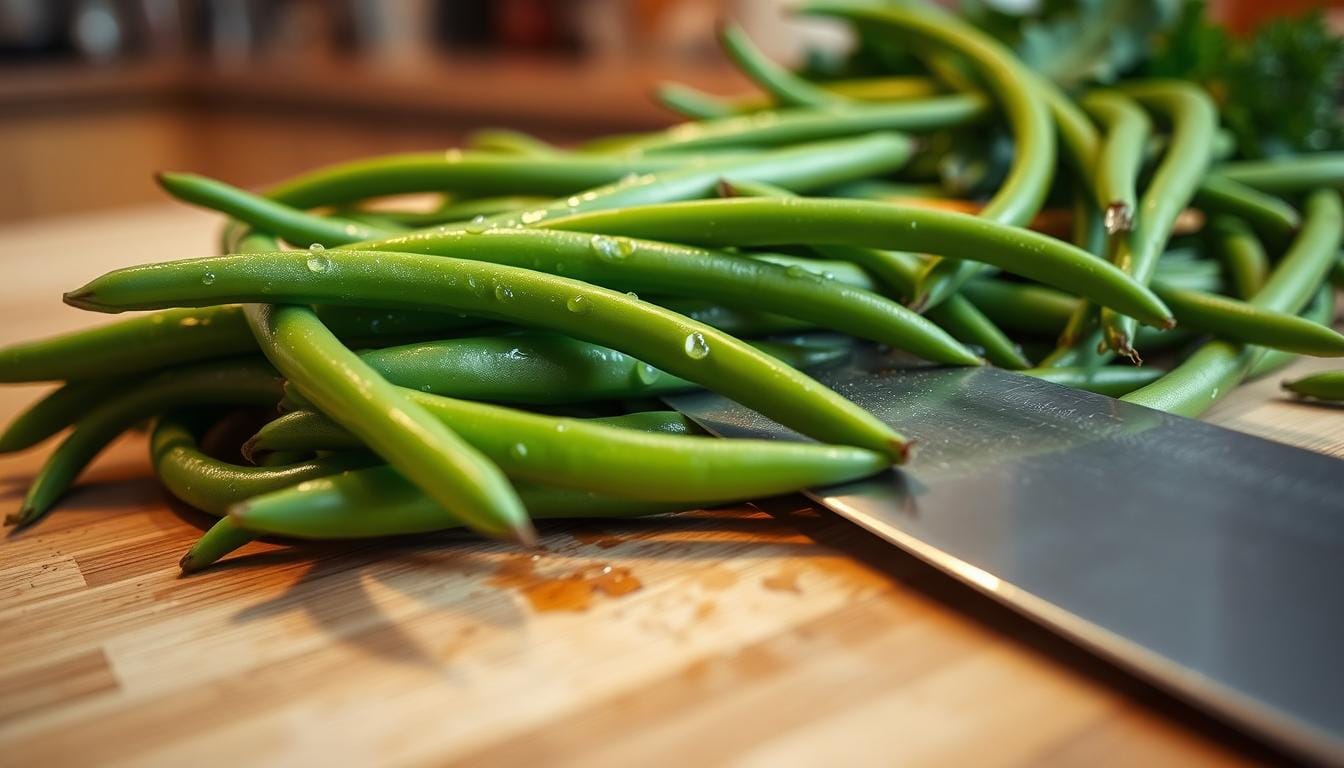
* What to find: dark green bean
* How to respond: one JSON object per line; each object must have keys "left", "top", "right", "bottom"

{"left": 1210, "top": 217, "right": 1269, "bottom": 300}
{"left": 246, "top": 391, "right": 889, "bottom": 503}
{"left": 1282, "top": 370, "right": 1344, "bottom": 401}
{"left": 245, "top": 304, "right": 534, "bottom": 544}
{"left": 545, "top": 198, "right": 1174, "bottom": 328}
{"left": 1248, "top": 287, "right": 1336, "bottom": 379}
{"left": 64, "top": 249, "right": 908, "bottom": 458}
{"left": 7, "top": 359, "right": 283, "bottom": 527}
{"left": 1123, "top": 189, "right": 1343, "bottom": 416}
{"left": 960, "top": 279, "right": 1078, "bottom": 337}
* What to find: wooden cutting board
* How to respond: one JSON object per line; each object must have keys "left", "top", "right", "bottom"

{"left": 1, "top": 206, "right": 1341, "bottom": 767}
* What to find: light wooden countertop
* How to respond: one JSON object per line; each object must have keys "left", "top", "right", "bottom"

{"left": 1, "top": 206, "right": 1340, "bottom": 766}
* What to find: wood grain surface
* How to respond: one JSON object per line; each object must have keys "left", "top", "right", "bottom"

{"left": 1, "top": 206, "right": 1340, "bottom": 767}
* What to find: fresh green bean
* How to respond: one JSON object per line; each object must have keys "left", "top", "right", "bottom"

{"left": 65, "top": 249, "right": 908, "bottom": 459}
{"left": 1210, "top": 217, "right": 1269, "bottom": 300}
{"left": 0, "top": 378, "right": 127, "bottom": 453}
{"left": 750, "top": 253, "right": 878, "bottom": 291}
{"left": 656, "top": 77, "right": 945, "bottom": 120}
{"left": 245, "top": 303, "right": 534, "bottom": 544}
{"left": 615, "top": 97, "right": 986, "bottom": 155}
{"left": 655, "top": 82, "right": 738, "bottom": 119}
{"left": 259, "top": 151, "right": 755, "bottom": 210}
{"left": 1023, "top": 366, "right": 1164, "bottom": 397}
{"left": 152, "top": 414, "right": 376, "bottom": 516}
{"left": 1282, "top": 370, "right": 1344, "bottom": 401}
{"left": 960, "top": 279, "right": 1078, "bottom": 337}
{"left": 1124, "top": 189, "right": 1343, "bottom": 416}
{"left": 349, "top": 333, "right": 849, "bottom": 406}
{"left": 1217, "top": 153, "right": 1344, "bottom": 195}
{"left": 7, "top": 359, "right": 283, "bottom": 527}
{"left": 545, "top": 198, "right": 1173, "bottom": 328}
{"left": 1101, "top": 80, "right": 1218, "bottom": 359}
{"left": 247, "top": 391, "right": 888, "bottom": 503}
{"left": 355, "top": 228, "right": 980, "bottom": 366}
{"left": 230, "top": 465, "right": 690, "bottom": 541}
{"left": 1195, "top": 176, "right": 1300, "bottom": 247}
{"left": 1249, "top": 287, "right": 1336, "bottom": 379}
{"left": 1150, "top": 279, "right": 1344, "bottom": 356}
{"left": 1081, "top": 91, "right": 1151, "bottom": 234}
{"left": 718, "top": 22, "right": 843, "bottom": 108}
{"left": 803, "top": 1, "right": 1055, "bottom": 310}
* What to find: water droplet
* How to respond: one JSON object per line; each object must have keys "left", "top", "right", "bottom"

{"left": 822, "top": 271, "right": 836, "bottom": 280}
{"left": 566, "top": 195, "right": 581, "bottom": 208}
{"left": 625, "top": 291, "right": 639, "bottom": 300}
{"left": 589, "top": 235, "right": 632, "bottom": 261}
{"left": 308, "top": 243, "right": 325, "bottom": 252}
{"left": 467, "top": 276, "right": 487, "bottom": 296}
{"left": 634, "top": 362, "right": 661, "bottom": 385}
{"left": 344, "top": 223, "right": 359, "bottom": 237}
{"left": 616, "top": 238, "right": 636, "bottom": 258}
{"left": 201, "top": 271, "right": 216, "bottom": 285}
{"left": 494, "top": 285, "right": 514, "bottom": 301}
{"left": 566, "top": 295, "right": 590, "bottom": 314}
{"left": 554, "top": 423, "right": 569, "bottom": 434}
{"left": 306, "top": 252, "right": 331, "bottom": 273}
{"left": 179, "top": 317, "right": 200, "bottom": 327}
{"left": 785, "top": 265, "right": 808, "bottom": 279}
{"left": 465, "top": 215, "right": 488, "bottom": 234}
{"left": 510, "top": 443, "right": 529, "bottom": 460}
{"left": 910, "top": 221, "right": 918, "bottom": 230}
{"left": 520, "top": 208, "right": 548, "bottom": 225}
{"left": 683, "top": 332, "right": 710, "bottom": 359}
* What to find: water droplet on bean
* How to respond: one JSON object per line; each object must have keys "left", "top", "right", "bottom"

{"left": 634, "top": 363, "right": 661, "bottom": 385}
{"left": 201, "top": 271, "right": 216, "bottom": 285}
{"left": 306, "top": 253, "right": 331, "bottom": 273}
{"left": 785, "top": 265, "right": 808, "bottom": 279}
{"left": 466, "top": 215, "right": 488, "bottom": 234}
{"left": 566, "top": 295, "right": 590, "bottom": 314}
{"left": 510, "top": 443, "right": 529, "bottom": 460}
{"left": 494, "top": 285, "right": 514, "bottom": 301}
{"left": 683, "top": 332, "right": 710, "bottom": 359}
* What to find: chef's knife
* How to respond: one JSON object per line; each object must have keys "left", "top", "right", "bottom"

{"left": 665, "top": 343, "right": 1344, "bottom": 765}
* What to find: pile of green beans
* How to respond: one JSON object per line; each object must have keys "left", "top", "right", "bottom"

{"left": 4, "top": 2, "right": 1343, "bottom": 572}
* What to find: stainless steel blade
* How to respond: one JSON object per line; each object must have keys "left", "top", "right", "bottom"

{"left": 665, "top": 344, "right": 1344, "bottom": 764}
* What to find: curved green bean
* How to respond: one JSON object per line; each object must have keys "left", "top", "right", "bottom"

{"left": 718, "top": 22, "right": 842, "bottom": 108}
{"left": 465, "top": 129, "right": 561, "bottom": 156}
{"left": 1195, "top": 176, "right": 1300, "bottom": 247}
{"left": 1249, "top": 287, "right": 1336, "bottom": 379}
{"left": 1123, "top": 189, "right": 1343, "bottom": 416}
{"left": 1217, "top": 153, "right": 1344, "bottom": 195}
{"left": 1081, "top": 91, "right": 1151, "bottom": 234}
{"left": 1210, "top": 217, "right": 1269, "bottom": 300}
{"left": 545, "top": 198, "right": 1173, "bottom": 328}
{"left": 1101, "top": 80, "right": 1218, "bottom": 359}
{"left": 64, "top": 249, "right": 907, "bottom": 459}
{"left": 1151, "top": 279, "right": 1344, "bottom": 356}
{"left": 7, "top": 359, "right": 283, "bottom": 527}
{"left": 245, "top": 304, "right": 533, "bottom": 544}
{"left": 246, "top": 392, "right": 888, "bottom": 503}
{"left": 0, "top": 378, "right": 127, "bottom": 453}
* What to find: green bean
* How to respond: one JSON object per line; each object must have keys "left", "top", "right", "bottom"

{"left": 64, "top": 250, "right": 907, "bottom": 459}
{"left": 0, "top": 304, "right": 483, "bottom": 384}
{"left": 180, "top": 135, "right": 918, "bottom": 250}
{"left": 1282, "top": 370, "right": 1344, "bottom": 401}
{"left": 1217, "top": 153, "right": 1344, "bottom": 195}
{"left": 180, "top": 518, "right": 258, "bottom": 573}
{"left": 803, "top": 2, "right": 1054, "bottom": 310}
{"left": 354, "top": 228, "right": 978, "bottom": 366}
{"left": 613, "top": 97, "right": 986, "bottom": 154}
{"left": 1150, "top": 279, "right": 1344, "bottom": 356}
{"left": 720, "top": 177, "right": 1029, "bottom": 368}
{"left": 244, "top": 304, "right": 534, "bottom": 544}
{"left": 655, "top": 82, "right": 738, "bottom": 119}
{"left": 230, "top": 465, "right": 690, "bottom": 541}
{"left": 247, "top": 392, "right": 888, "bottom": 503}
{"left": 656, "top": 300, "right": 814, "bottom": 336}
{"left": 1023, "top": 366, "right": 1164, "bottom": 397}
{"left": 1249, "top": 287, "right": 1336, "bottom": 379}
{"left": 466, "top": 128, "right": 561, "bottom": 156}
{"left": 960, "top": 279, "right": 1078, "bottom": 337}
{"left": 1100, "top": 80, "right": 1218, "bottom": 360}
{"left": 349, "top": 333, "right": 849, "bottom": 406}
{"left": 0, "top": 378, "right": 127, "bottom": 453}
{"left": 1195, "top": 176, "right": 1300, "bottom": 247}
{"left": 718, "top": 22, "right": 844, "bottom": 109}
{"left": 7, "top": 359, "right": 283, "bottom": 527}
{"left": 750, "top": 253, "right": 878, "bottom": 291}
{"left": 545, "top": 198, "right": 1173, "bottom": 328}
{"left": 1210, "top": 217, "right": 1269, "bottom": 300}
{"left": 1123, "top": 189, "right": 1343, "bottom": 416}
{"left": 259, "top": 151, "right": 756, "bottom": 210}
{"left": 152, "top": 414, "right": 376, "bottom": 516}
{"left": 1080, "top": 91, "right": 1151, "bottom": 234}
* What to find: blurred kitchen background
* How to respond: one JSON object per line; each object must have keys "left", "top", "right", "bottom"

{"left": 0, "top": 0, "right": 1340, "bottom": 221}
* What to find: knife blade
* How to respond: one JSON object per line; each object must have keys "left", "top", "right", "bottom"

{"left": 665, "top": 342, "right": 1344, "bottom": 765}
